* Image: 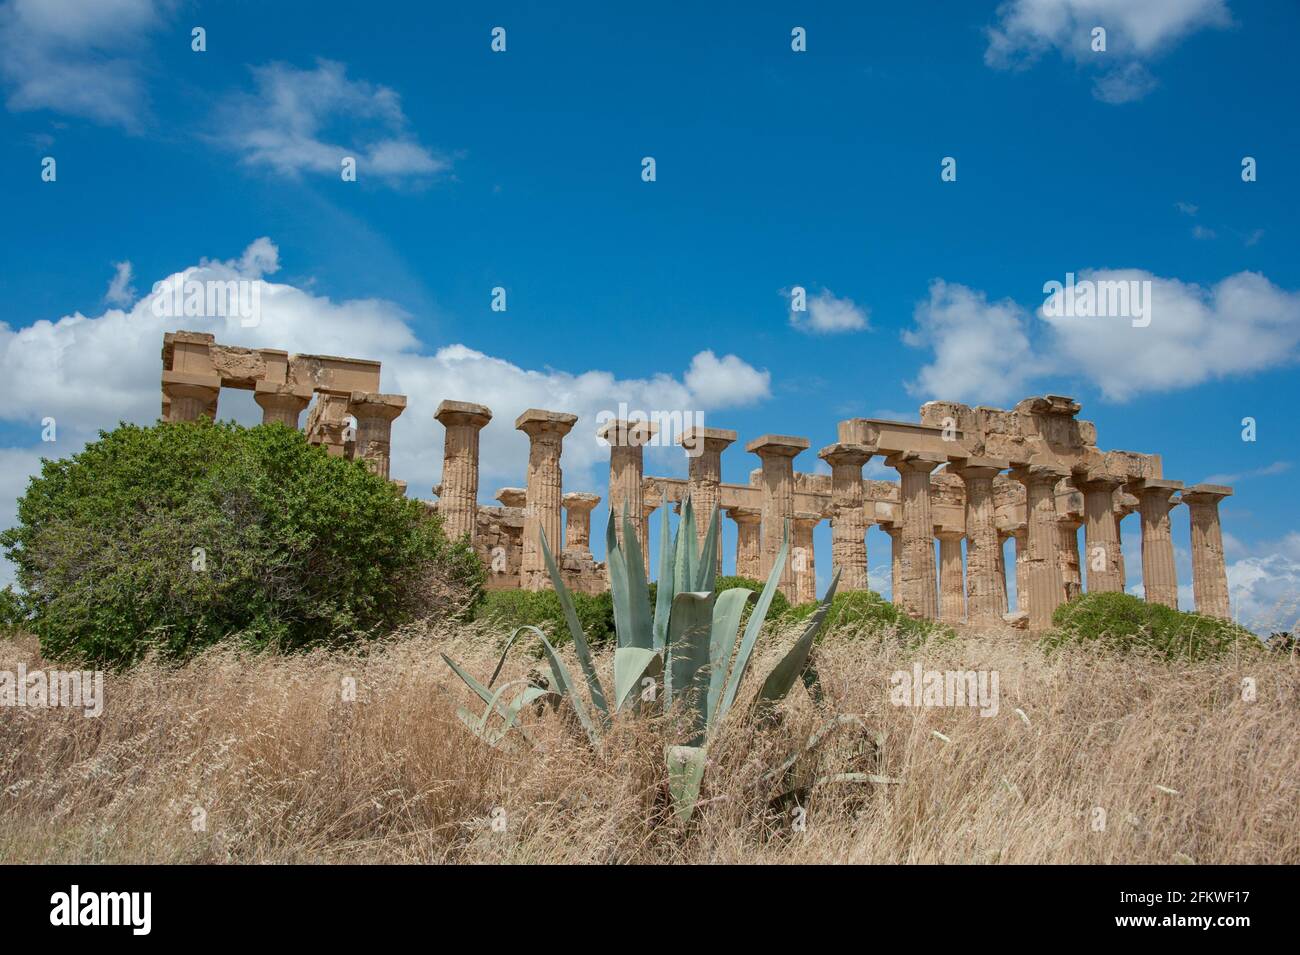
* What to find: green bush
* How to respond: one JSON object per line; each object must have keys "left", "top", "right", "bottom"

{"left": 475, "top": 588, "right": 615, "bottom": 648}
{"left": 0, "top": 419, "right": 485, "bottom": 667}
{"left": 784, "top": 590, "right": 953, "bottom": 646}
{"left": 1042, "top": 592, "right": 1260, "bottom": 661}
{"left": 715, "top": 575, "right": 790, "bottom": 621}
{"left": 0, "top": 585, "right": 26, "bottom": 636}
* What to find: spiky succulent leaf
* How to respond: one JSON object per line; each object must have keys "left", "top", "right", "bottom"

{"left": 674, "top": 496, "right": 697, "bottom": 594}
{"left": 442, "top": 652, "right": 497, "bottom": 708}
{"left": 614, "top": 646, "right": 661, "bottom": 712}
{"left": 539, "top": 527, "right": 608, "bottom": 718}
{"left": 665, "top": 591, "right": 715, "bottom": 740}
{"left": 652, "top": 497, "right": 674, "bottom": 652}
{"left": 529, "top": 624, "right": 603, "bottom": 747}
{"left": 693, "top": 502, "right": 721, "bottom": 593}
{"left": 665, "top": 744, "right": 708, "bottom": 823}
{"left": 619, "top": 510, "right": 654, "bottom": 649}
{"left": 752, "top": 568, "right": 842, "bottom": 718}
{"left": 706, "top": 588, "right": 754, "bottom": 730}
{"left": 717, "top": 522, "right": 791, "bottom": 723}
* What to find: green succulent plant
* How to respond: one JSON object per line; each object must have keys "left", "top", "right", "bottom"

{"left": 443, "top": 495, "right": 854, "bottom": 821}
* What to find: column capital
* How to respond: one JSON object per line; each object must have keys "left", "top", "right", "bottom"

{"left": 746, "top": 433, "right": 810, "bottom": 459}
{"left": 946, "top": 455, "right": 1009, "bottom": 481}
{"left": 562, "top": 491, "right": 601, "bottom": 513}
{"left": 725, "top": 504, "right": 762, "bottom": 523}
{"left": 818, "top": 441, "right": 876, "bottom": 467}
{"left": 885, "top": 450, "right": 947, "bottom": 473}
{"left": 1129, "top": 477, "right": 1184, "bottom": 504}
{"left": 1010, "top": 460, "right": 1070, "bottom": 485}
{"left": 435, "top": 399, "right": 492, "bottom": 430}
{"left": 1181, "top": 483, "right": 1233, "bottom": 507}
{"left": 516, "top": 408, "right": 578, "bottom": 437}
{"left": 1071, "top": 467, "right": 1127, "bottom": 493}
{"left": 495, "top": 487, "right": 527, "bottom": 508}
{"left": 598, "top": 417, "right": 658, "bottom": 447}
{"left": 935, "top": 528, "right": 966, "bottom": 542}
{"left": 162, "top": 368, "right": 221, "bottom": 398}
{"left": 792, "top": 509, "right": 824, "bottom": 528}
{"left": 349, "top": 391, "right": 407, "bottom": 422}
{"left": 678, "top": 426, "right": 737, "bottom": 455}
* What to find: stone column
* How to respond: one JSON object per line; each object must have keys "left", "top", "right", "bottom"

{"left": 562, "top": 492, "right": 600, "bottom": 557}
{"left": 726, "top": 505, "right": 763, "bottom": 579}
{"left": 161, "top": 370, "right": 220, "bottom": 422}
{"left": 791, "top": 511, "right": 822, "bottom": 604}
{"left": 1011, "top": 463, "right": 1069, "bottom": 631}
{"left": 1181, "top": 484, "right": 1233, "bottom": 620}
{"left": 349, "top": 392, "right": 407, "bottom": 480}
{"left": 818, "top": 443, "right": 875, "bottom": 592}
{"left": 304, "top": 389, "right": 352, "bottom": 457}
{"left": 746, "top": 434, "right": 810, "bottom": 598}
{"left": 1012, "top": 525, "right": 1030, "bottom": 612}
{"left": 680, "top": 427, "right": 737, "bottom": 572}
{"left": 494, "top": 487, "right": 527, "bottom": 579}
{"left": 600, "top": 419, "right": 657, "bottom": 554}
{"left": 936, "top": 530, "right": 966, "bottom": 623}
{"left": 1133, "top": 479, "right": 1183, "bottom": 609}
{"left": 254, "top": 381, "right": 312, "bottom": 429}
{"left": 1075, "top": 473, "right": 1126, "bottom": 594}
{"left": 886, "top": 451, "right": 946, "bottom": 619}
{"left": 516, "top": 409, "right": 578, "bottom": 590}
{"left": 1114, "top": 492, "right": 1138, "bottom": 587}
{"left": 995, "top": 532, "right": 1010, "bottom": 615}
{"left": 435, "top": 400, "right": 493, "bottom": 543}
{"left": 948, "top": 459, "right": 1008, "bottom": 624}
{"left": 1058, "top": 516, "right": 1083, "bottom": 602}
{"left": 642, "top": 494, "right": 659, "bottom": 576}
{"left": 883, "top": 523, "right": 903, "bottom": 605}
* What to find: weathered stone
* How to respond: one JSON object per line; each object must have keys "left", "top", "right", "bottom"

{"left": 726, "top": 505, "right": 763, "bottom": 579}
{"left": 1011, "top": 462, "right": 1070, "bottom": 632}
{"left": 680, "top": 426, "right": 737, "bottom": 572}
{"left": 562, "top": 492, "right": 601, "bottom": 556}
{"left": 818, "top": 442, "right": 876, "bottom": 592}
{"left": 516, "top": 409, "right": 579, "bottom": 590}
{"left": 1181, "top": 484, "right": 1233, "bottom": 620}
{"left": 746, "top": 434, "right": 810, "bottom": 598}
{"left": 947, "top": 457, "right": 1008, "bottom": 623}
{"left": 349, "top": 392, "right": 406, "bottom": 480}
{"left": 435, "top": 400, "right": 492, "bottom": 543}
{"left": 886, "top": 450, "right": 946, "bottom": 619}
{"left": 601, "top": 419, "right": 658, "bottom": 556}
{"left": 1131, "top": 478, "right": 1183, "bottom": 609}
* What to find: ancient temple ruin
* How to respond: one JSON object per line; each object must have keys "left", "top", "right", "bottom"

{"left": 161, "top": 331, "right": 1234, "bottom": 629}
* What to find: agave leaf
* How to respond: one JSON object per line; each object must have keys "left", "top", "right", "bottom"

{"left": 651, "top": 499, "right": 674, "bottom": 652}
{"left": 665, "top": 591, "right": 715, "bottom": 741}
{"left": 665, "top": 744, "right": 708, "bottom": 823}
{"left": 717, "top": 522, "right": 791, "bottom": 722}
{"left": 539, "top": 527, "right": 609, "bottom": 718}
{"left": 606, "top": 539, "right": 634, "bottom": 651}
{"left": 501, "top": 686, "right": 555, "bottom": 736}
{"left": 751, "top": 568, "right": 843, "bottom": 718}
{"left": 442, "top": 652, "right": 497, "bottom": 708}
{"left": 614, "top": 646, "right": 661, "bottom": 712}
{"left": 619, "top": 509, "right": 653, "bottom": 650}
{"left": 763, "top": 713, "right": 869, "bottom": 783}
{"left": 674, "top": 496, "right": 697, "bottom": 595}
{"left": 705, "top": 588, "right": 754, "bottom": 731}
{"left": 693, "top": 501, "right": 721, "bottom": 593}
{"left": 529, "top": 625, "right": 603, "bottom": 747}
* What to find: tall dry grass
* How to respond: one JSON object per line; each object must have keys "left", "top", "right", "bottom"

{"left": 0, "top": 622, "right": 1295, "bottom": 864}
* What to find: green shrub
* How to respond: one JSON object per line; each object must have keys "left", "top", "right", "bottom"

{"left": 475, "top": 588, "right": 616, "bottom": 648}
{"left": 715, "top": 574, "right": 790, "bottom": 622}
{"left": 0, "top": 585, "right": 26, "bottom": 636}
{"left": 1042, "top": 592, "right": 1260, "bottom": 661}
{"left": 785, "top": 589, "right": 953, "bottom": 646}
{"left": 0, "top": 419, "right": 485, "bottom": 668}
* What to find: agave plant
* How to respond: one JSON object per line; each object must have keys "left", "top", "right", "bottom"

{"left": 443, "top": 495, "right": 848, "bottom": 820}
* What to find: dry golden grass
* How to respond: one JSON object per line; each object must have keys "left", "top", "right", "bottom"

{"left": 1, "top": 622, "right": 1295, "bottom": 864}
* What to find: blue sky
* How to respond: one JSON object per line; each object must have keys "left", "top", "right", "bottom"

{"left": 1, "top": 0, "right": 1297, "bottom": 628}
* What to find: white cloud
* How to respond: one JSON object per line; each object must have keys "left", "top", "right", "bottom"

{"left": 788, "top": 289, "right": 869, "bottom": 334}
{"left": 1201, "top": 461, "right": 1291, "bottom": 486}
{"left": 1225, "top": 531, "right": 1300, "bottom": 635}
{"left": 213, "top": 60, "right": 446, "bottom": 185}
{"left": 0, "top": 240, "right": 773, "bottom": 571}
{"left": 985, "top": 0, "right": 1231, "bottom": 103}
{"left": 903, "top": 269, "right": 1300, "bottom": 405}
{"left": 1191, "top": 224, "right": 1216, "bottom": 240}
{"left": 902, "top": 279, "right": 1042, "bottom": 404}
{"left": 0, "top": 0, "right": 166, "bottom": 129}
{"left": 104, "top": 260, "right": 135, "bottom": 306}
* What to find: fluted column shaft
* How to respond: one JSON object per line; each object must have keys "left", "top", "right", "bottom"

{"left": 435, "top": 401, "right": 492, "bottom": 542}
{"left": 1079, "top": 477, "right": 1125, "bottom": 593}
{"left": 885, "top": 524, "right": 904, "bottom": 605}
{"left": 681, "top": 428, "right": 736, "bottom": 573}
{"left": 889, "top": 452, "right": 944, "bottom": 619}
{"left": 951, "top": 462, "right": 1006, "bottom": 623}
{"left": 995, "top": 532, "right": 1010, "bottom": 615}
{"left": 1058, "top": 518, "right": 1083, "bottom": 602}
{"left": 601, "top": 420, "right": 656, "bottom": 556}
{"left": 516, "top": 410, "right": 578, "bottom": 590}
{"left": 728, "top": 507, "right": 762, "bottom": 579}
{"left": 937, "top": 531, "right": 966, "bottom": 623}
{"left": 747, "top": 435, "right": 810, "bottom": 599}
{"left": 1136, "top": 482, "right": 1181, "bottom": 609}
{"left": 1182, "top": 486, "right": 1232, "bottom": 619}
{"left": 1012, "top": 464, "right": 1068, "bottom": 631}
{"left": 562, "top": 493, "right": 600, "bottom": 557}
{"left": 819, "top": 443, "right": 875, "bottom": 592}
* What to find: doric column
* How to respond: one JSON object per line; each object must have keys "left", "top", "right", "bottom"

{"left": 746, "top": 434, "right": 810, "bottom": 598}
{"left": 348, "top": 392, "right": 407, "bottom": 480}
{"left": 600, "top": 419, "right": 657, "bottom": 554}
{"left": 948, "top": 458, "right": 1008, "bottom": 624}
{"left": 1114, "top": 492, "right": 1138, "bottom": 587}
{"left": 1058, "top": 516, "right": 1083, "bottom": 602}
{"left": 305, "top": 389, "right": 351, "bottom": 457}
{"left": 494, "top": 487, "right": 527, "bottom": 578}
{"left": 885, "top": 451, "right": 946, "bottom": 619}
{"left": 1074, "top": 473, "right": 1126, "bottom": 593}
{"left": 642, "top": 493, "right": 659, "bottom": 576}
{"left": 562, "top": 492, "right": 600, "bottom": 557}
{"left": 1012, "top": 525, "right": 1029, "bottom": 612}
{"left": 435, "top": 400, "right": 493, "bottom": 542}
{"left": 818, "top": 442, "right": 875, "bottom": 592}
{"left": 680, "top": 426, "right": 737, "bottom": 572}
{"left": 995, "top": 531, "right": 1010, "bottom": 615}
{"left": 1133, "top": 479, "right": 1184, "bottom": 609}
{"left": 936, "top": 530, "right": 966, "bottom": 623}
{"left": 516, "top": 409, "right": 578, "bottom": 590}
{"left": 883, "top": 523, "right": 903, "bottom": 605}
{"left": 254, "top": 381, "right": 312, "bottom": 429}
{"left": 791, "top": 511, "right": 822, "bottom": 604}
{"left": 1181, "top": 484, "right": 1233, "bottom": 619}
{"left": 1011, "top": 463, "right": 1069, "bottom": 631}
{"left": 161, "top": 370, "right": 220, "bottom": 422}
{"left": 726, "top": 505, "right": 762, "bottom": 579}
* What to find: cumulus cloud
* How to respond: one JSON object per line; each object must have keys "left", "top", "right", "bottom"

{"left": 1201, "top": 461, "right": 1291, "bottom": 486}
{"left": 0, "top": 239, "right": 772, "bottom": 580}
{"left": 985, "top": 0, "right": 1231, "bottom": 103}
{"left": 1225, "top": 532, "right": 1300, "bottom": 635}
{"left": 903, "top": 269, "right": 1300, "bottom": 404}
{"left": 787, "top": 288, "right": 870, "bottom": 334}
{"left": 104, "top": 260, "right": 135, "bottom": 306}
{"left": 213, "top": 60, "right": 447, "bottom": 184}
{"left": 0, "top": 0, "right": 167, "bottom": 129}
{"left": 902, "top": 279, "right": 1042, "bottom": 404}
